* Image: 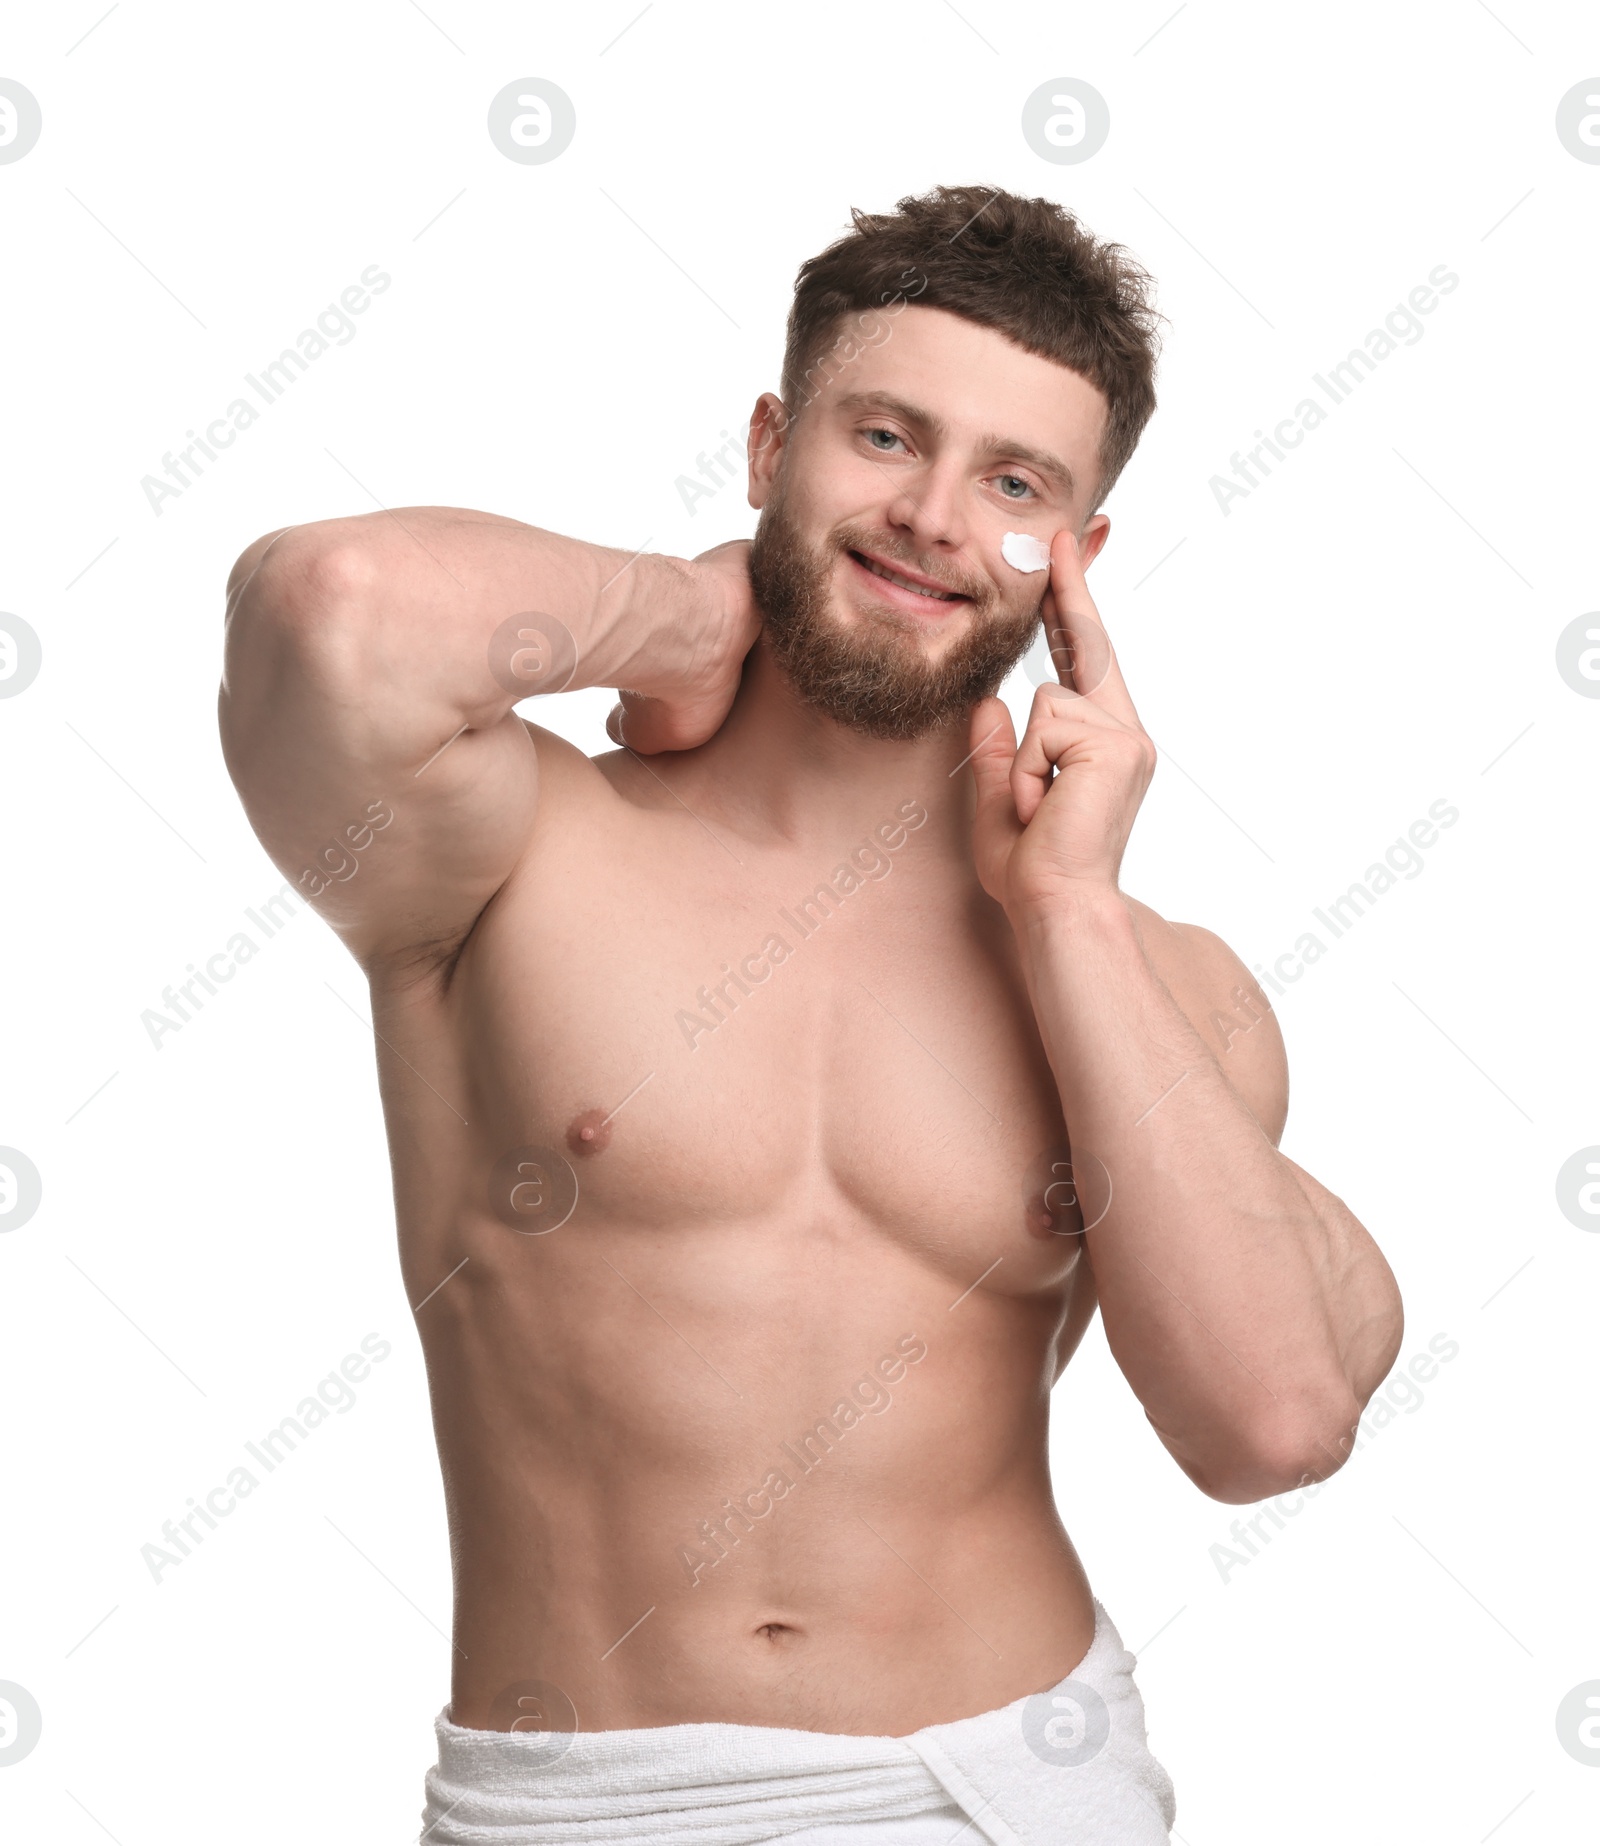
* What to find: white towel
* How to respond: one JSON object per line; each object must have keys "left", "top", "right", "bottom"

{"left": 420, "top": 1599, "right": 1175, "bottom": 1845}
{"left": 907, "top": 1600, "right": 1177, "bottom": 1845}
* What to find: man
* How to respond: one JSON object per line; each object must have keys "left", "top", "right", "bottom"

{"left": 220, "top": 185, "right": 1402, "bottom": 1844}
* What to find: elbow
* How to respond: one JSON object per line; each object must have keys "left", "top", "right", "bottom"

{"left": 226, "top": 521, "right": 381, "bottom": 642}
{"left": 1179, "top": 1388, "right": 1364, "bottom": 1505}
{"left": 219, "top": 524, "right": 383, "bottom": 741}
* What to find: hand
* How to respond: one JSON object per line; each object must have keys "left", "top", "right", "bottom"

{"left": 606, "top": 540, "right": 761, "bottom": 752}
{"left": 969, "top": 530, "right": 1156, "bottom": 915}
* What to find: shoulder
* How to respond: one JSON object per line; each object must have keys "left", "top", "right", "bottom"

{"left": 1122, "top": 895, "right": 1289, "bottom": 1145}
{"left": 519, "top": 718, "right": 628, "bottom": 810}
{"left": 515, "top": 721, "right": 722, "bottom": 838}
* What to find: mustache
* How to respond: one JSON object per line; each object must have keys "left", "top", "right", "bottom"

{"left": 832, "top": 525, "right": 997, "bottom": 605}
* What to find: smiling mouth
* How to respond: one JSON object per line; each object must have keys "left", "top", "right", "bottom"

{"left": 847, "top": 550, "right": 969, "bottom": 603}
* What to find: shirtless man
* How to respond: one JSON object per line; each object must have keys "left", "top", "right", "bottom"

{"left": 219, "top": 186, "right": 1403, "bottom": 1844}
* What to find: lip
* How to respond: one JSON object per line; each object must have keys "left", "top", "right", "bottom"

{"left": 845, "top": 547, "right": 972, "bottom": 617}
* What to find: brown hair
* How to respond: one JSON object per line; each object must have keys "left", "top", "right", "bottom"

{"left": 779, "top": 184, "right": 1164, "bottom": 511}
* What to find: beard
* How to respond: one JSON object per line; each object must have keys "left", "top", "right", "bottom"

{"left": 747, "top": 495, "right": 1042, "bottom": 742}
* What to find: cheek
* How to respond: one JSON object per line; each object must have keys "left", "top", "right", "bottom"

{"left": 997, "top": 527, "right": 1052, "bottom": 574}
{"left": 778, "top": 461, "right": 854, "bottom": 537}
{"left": 828, "top": 443, "right": 906, "bottom": 506}
{"left": 992, "top": 562, "right": 1047, "bottom": 616}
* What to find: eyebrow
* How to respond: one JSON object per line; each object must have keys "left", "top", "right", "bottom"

{"left": 835, "top": 388, "right": 1077, "bottom": 498}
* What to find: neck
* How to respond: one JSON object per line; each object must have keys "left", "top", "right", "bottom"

{"left": 648, "top": 636, "right": 981, "bottom": 851}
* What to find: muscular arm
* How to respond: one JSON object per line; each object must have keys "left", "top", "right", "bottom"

{"left": 218, "top": 510, "right": 753, "bottom": 975}
{"left": 1026, "top": 895, "right": 1403, "bottom": 1503}
{"left": 970, "top": 529, "right": 1403, "bottom": 1504}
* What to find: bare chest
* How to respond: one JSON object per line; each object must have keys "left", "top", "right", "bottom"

{"left": 444, "top": 814, "right": 1081, "bottom": 1294}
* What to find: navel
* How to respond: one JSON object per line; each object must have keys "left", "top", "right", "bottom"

{"left": 565, "top": 1107, "right": 613, "bottom": 1156}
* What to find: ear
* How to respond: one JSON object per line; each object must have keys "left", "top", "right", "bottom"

{"left": 747, "top": 392, "right": 791, "bottom": 509}
{"left": 1077, "top": 513, "right": 1111, "bottom": 568}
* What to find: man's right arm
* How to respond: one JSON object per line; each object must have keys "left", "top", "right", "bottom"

{"left": 218, "top": 508, "right": 755, "bottom": 979}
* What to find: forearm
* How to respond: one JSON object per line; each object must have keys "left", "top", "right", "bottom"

{"left": 1016, "top": 891, "right": 1394, "bottom": 1498}
{"left": 225, "top": 508, "right": 720, "bottom": 747}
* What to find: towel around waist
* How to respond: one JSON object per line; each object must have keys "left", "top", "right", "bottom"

{"left": 426, "top": 1715, "right": 946, "bottom": 1844}
{"left": 421, "top": 1598, "right": 1174, "bottom": 1845}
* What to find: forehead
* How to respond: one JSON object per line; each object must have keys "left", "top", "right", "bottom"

{"left": 817, "top": 302, "right": 1107, "bottom": 479}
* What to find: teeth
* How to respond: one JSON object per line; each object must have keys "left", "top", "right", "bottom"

{"left": 859, "top": 555, "right": 960, "bottom": 600}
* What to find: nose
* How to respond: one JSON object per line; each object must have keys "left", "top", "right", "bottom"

{"left": 881, "top": 460, "right": 970, "bottom": 559}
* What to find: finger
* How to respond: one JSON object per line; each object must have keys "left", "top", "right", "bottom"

{"left": 1011, "top": 691, "right": 1145, "bottom": 825}
{"left": 1033, "top": 577, "right": 1108, "bottom": 702}
{"left": 612, "top": 685, "right": 741, "bottom": 754}
{"left": 1046, "top": 532, "right": 1142, "bottom": 727}
{"left": 607, "top": 690, "right": 681, "bottom": 754}
{"left": 966, "top": 696, "right": 1025, "bottom": 853}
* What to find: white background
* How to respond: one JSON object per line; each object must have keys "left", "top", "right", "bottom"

{"left": 2, "top": 2, "right": 1597, "bottom": 1842}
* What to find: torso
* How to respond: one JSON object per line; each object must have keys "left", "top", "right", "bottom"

{"left": 370, "top": 724, "right": 1102, "bottom": 1736}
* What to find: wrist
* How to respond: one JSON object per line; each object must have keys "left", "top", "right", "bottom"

{"left": 582, "top": 549, "right": 704, "bottom": 695}
{"left": 1007, "top": 882, "right": 1136, "bottom": 949}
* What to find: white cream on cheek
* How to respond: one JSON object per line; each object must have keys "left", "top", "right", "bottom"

{"left": 1001, "top": 531, "right": 1052, "bottom": 573}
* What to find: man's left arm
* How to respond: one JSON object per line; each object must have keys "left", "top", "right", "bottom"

{"left": 970, "top": 533, "right": 1404, "bottom": 1505}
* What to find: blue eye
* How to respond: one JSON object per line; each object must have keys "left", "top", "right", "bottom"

{"left": 996, "top": 474, "right": 1033, "bottom": 499}
{"left": 864, "top": 428, "right": 904, "bottom": 451}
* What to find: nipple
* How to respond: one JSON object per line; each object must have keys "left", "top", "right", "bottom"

{"left": 565, "top": 1107, "right": 613, "bottom": 1156}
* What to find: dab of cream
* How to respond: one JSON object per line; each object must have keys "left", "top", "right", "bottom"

{"left": 1001, "top": 531, "right": 1051, "bottom": 573}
